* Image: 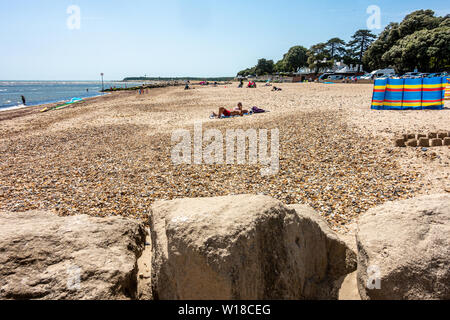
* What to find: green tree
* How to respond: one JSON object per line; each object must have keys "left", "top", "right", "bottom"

{"left": 363, "top": 22, "right": 401, "bottom": 71}
{"left": 307, "top": 43, "right": 333, "bottom": 73}
{"left": 397, "top": 9, "right": 442, "bottom": 38}
{"left": 325, "top": 38, "right": 347, "bottom": 60}
{"left": 342, "top": 49, "right": 360, "bottom": 67}
{"left": 281, "top": 46, "right": 308, "bottom": 72}
{"left": 347, "top": 29, "right": 376, "bottom": 71}
{"left": 255, "top": 59, "right": 274, "bottom": 76}
{"left": 381, "top": 26, "right": 450, "bottom": 73}
{"left": 363, "top": 10, "right": 448, "bottom": 72}
{"left": 274, "top": 59, "right": 287, "bottom": 73}
{"left": 237, "top": 67, "right": 256, "bottom": 77}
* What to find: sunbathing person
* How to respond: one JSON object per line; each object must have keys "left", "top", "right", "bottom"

{"left": 211, "top": 103, "right": 248, "bottom": 118}
{"left": 234, "top": 102, "right": 248, "bottom": 115}
{"left": 211, "top": 107, "right": 238, "bottom": 118}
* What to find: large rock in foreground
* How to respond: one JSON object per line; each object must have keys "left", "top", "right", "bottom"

{"left": 357, "top": 194, "right": 450, "bottom": 300}
{"left": 150, "top": 195, "right": 356, "bottom": 300}
{"left": 0, "top": 211, "right": 147, "bottom": 300}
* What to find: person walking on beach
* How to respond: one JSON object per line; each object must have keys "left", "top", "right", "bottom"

{"left": 21, "top": 95, "right": 26, "bottom": 105}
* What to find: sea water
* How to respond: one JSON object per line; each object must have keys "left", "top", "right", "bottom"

{"left": 0, "top": 81, "right": 144, "bottom": 110}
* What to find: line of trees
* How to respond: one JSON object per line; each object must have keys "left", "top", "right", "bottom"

{"left": 363, "top": 10, "right": 449, "bottom": 73}
{"left": 237, "top": 10, "right": 449, "bottom": 76}
{"left": 237, "top": 29, "right": 376, "bottom": 76}
{"left": 123, "top": 77, "right": 234, "bottom": 81}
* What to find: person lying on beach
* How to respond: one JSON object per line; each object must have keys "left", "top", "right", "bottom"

{"left": 272, "top": 86, "right": 282, "bottom": 91}
{"left": 211, "top": 107, "right": 238, "bottom": 118}
{"left": 234, "top": 102, "right": 248, "bottom": 115}
{"left": 211, "top": 103, "right": 248, "bottom": 118}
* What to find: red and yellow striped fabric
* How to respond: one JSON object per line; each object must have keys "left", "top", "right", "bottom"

{"left": 445, "top": 77, "right": 450, "bottom": 100}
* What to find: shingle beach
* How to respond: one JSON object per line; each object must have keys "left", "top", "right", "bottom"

{"left": 1, "top": 83, "right": 449, "bottom": 231}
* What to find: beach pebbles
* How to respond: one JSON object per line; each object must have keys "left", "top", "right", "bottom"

{"left": 0, "top": 84, "right": 447, "bottom": 233}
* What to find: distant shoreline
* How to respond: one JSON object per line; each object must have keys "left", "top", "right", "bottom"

{"left": 0, "top": 92, "right": 111, "bottom": 113}
{"left": 0, "top": 81, "right": 146, "bottom": 111}
{"left": 123, "top": 77, "right": 234, "bottom": 82}
{"left": 0, "top": 92, "right": 109, "bottom": 113}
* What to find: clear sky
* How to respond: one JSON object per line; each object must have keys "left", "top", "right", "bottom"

{"left": 0, "top": 0, "right": 448, "bottom": 80}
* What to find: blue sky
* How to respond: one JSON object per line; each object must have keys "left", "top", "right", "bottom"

{"left": 0, "top": 0, "right": 448, "bottom": 80}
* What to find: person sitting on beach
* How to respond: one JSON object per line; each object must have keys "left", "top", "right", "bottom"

{"left": 247, "top": 81, "right": 256, "bottom": 88}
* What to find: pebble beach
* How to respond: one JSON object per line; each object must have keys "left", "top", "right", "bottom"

{"left": 1, "top": 83, "right": 449, "bottom": 231}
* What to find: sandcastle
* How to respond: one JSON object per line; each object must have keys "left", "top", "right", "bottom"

{"left": 395, "top": 131, "right": 450, "bottom": 148}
